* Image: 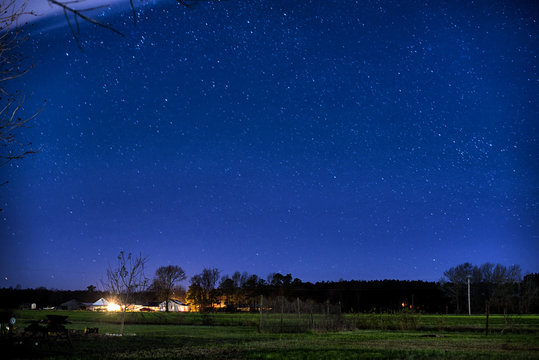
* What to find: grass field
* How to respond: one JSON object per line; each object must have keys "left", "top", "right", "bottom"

{"left": 4, "top": 310, "right": 539, "bottom": 359}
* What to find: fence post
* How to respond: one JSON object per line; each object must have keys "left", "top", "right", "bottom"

{"left": 280, "top": 296, "right": 284, "bottom": 333}
{"left": 310, "top": 303, "right": 314, "bottom": 329}
{"left": 258, "top": 294, "right": 263, "bottom": 333}
{"left": 297, "top": 297, "right": 301, "bottom": 331}
{"left": 326, "top": 300, "right": 329, "bottom": 315}
{"left": 326, "top": 300, "right": 330, "bottom": 330}
{"left": 485, "top": 301, "right": 490, "bottom": 336}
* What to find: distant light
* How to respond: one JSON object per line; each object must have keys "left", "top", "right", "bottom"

{"left": 107, "top": 302, "right": 121, "bottom": 312}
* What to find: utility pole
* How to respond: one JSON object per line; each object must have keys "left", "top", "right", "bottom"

{"left": 467, "top": 275, "right": 471, "bottom": 316}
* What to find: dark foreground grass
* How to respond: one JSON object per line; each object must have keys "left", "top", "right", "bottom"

{"left": 5, "top": 311, "right": 539, "bottom": 359}
{"left": 48, "top": 327, "right": 539, "bottom": 359}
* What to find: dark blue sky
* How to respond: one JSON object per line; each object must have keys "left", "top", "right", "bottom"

{"left": 1, "top": 0, "right": 537, "bottom": 290}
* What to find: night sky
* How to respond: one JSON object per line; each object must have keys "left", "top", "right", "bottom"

{"left": 1, "top": 0, "right": 537, "bottom": 290}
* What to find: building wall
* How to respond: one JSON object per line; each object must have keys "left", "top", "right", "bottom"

{"left": 159, "top": 300, "right": 190, "bottom": 312}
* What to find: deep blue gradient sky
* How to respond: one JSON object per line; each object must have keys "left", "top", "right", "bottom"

{"left": 1, "top": 0, "right": 538, "bottom": 290}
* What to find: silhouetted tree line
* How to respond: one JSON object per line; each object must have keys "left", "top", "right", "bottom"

{"left": 0, "top": 285, "right": 106, "bottom": 309}
{"left": 1, "top": 264, "right": 538, "bottom": 314}
{"left": 185, "top": 264, "right": 538, "bottom": 314}
{"left": 440, "top": 263, "right": 539, "bottom": 314}
{"left": 195, "top": 271, "right": 445, "bottom": 313}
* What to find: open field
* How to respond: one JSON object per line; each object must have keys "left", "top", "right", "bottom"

{"left": 4, "top": 311, "right": 539, "bottom": 359}
{"left": 12, "top": 310, "right": 539, "bottom": 335}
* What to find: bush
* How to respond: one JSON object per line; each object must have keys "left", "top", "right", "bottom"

{"left": 355, "top": 310, "right": 421, "bottom": 330}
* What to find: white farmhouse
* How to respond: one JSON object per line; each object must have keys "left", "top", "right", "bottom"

{"left": 159, "top": 299, "right": 190, "bottom": 312}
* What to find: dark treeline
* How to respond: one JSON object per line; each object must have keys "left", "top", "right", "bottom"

{"left": 2, "top": 264, "right": 538, "bottom": 314}
{"left": 439, "top": 263, "right": 539, "bottom": 314}
{"left": 284, "top": 279, "right": 446, "bottom": 313}
{"left": 0, "top": 279, "right": 445, "bottom": 312}
{"left": 187, "top": 269, "right": 447, "bottom": 313}
{"left": 0, "top": 286, "right": 107, "bottom": 310}
{"left": 189, "top": 270, "right": 538, "bottom": 314}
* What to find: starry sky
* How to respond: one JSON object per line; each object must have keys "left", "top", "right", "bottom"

{"left": 1, "top": 0, "right": 538, "bottom": 290}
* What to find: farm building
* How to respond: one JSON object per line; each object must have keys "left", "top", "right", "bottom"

{"left": 19, "top": 302, "right": 37, "bottom": 310}
{"left": 88, "top": 297, "right": 109, "bottom": 311}
{"left": 159, "top": 299, "right": 190, "bottom": 312}
{"left": 59, "top": 299, "right": 83, "bottom": 310}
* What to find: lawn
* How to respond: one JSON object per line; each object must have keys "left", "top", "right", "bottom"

{"left": 4, "top": 311, "right": 539, "bottom": 359}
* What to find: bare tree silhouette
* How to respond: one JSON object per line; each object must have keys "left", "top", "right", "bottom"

{"left": 47, "top": 0, "right": 230, "bottom": 48}
{"left": 0, "top": 0, "right": 42, "bottom": 188}
{"left": 102, "top": 251, "right": 148, "bottom": 335}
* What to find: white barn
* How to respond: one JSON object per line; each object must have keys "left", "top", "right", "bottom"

{"left": 88, "top": 297, "right": 109, "bottom": 311}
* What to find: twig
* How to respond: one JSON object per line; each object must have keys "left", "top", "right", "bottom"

{"left": 48, "top": 0, "right": 125, "bottom": 37}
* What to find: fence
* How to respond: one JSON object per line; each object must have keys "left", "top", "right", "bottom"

{"left": 257, "top": 296, "right": 354, "bottom": 332}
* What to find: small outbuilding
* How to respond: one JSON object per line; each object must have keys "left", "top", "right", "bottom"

{"left": 20, "top": 302, "right": 37, "bottom": 310}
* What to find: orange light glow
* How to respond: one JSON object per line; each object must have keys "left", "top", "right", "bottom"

{"left": 107, "top": 302, "right": 121, "bottom": 312}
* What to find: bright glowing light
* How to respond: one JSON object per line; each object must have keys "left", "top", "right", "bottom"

{"left": 107, "top": 302, "right": 121, "bottom": 312}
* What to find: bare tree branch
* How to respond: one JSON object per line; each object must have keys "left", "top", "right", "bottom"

{"left": 45, "top": 0, "right": 231, "bottom": 48}
{"left": 177, "top": 0, "right": 230, "bottom": 9}
{"left": 48, "top": 0, "right": 125, "bottom": 49}
{"left": 0, "top": 1, "right": 42, "bottom": 191}
{"left": 102, "top": 251, "right": 148, "bottom": 335}
{"left": 130, "top": 0, "right": 137, "bottom": 26}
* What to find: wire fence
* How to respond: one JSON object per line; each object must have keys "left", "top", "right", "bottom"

{"left": 257, "top": 296, "right": 354, "bottom": 332}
